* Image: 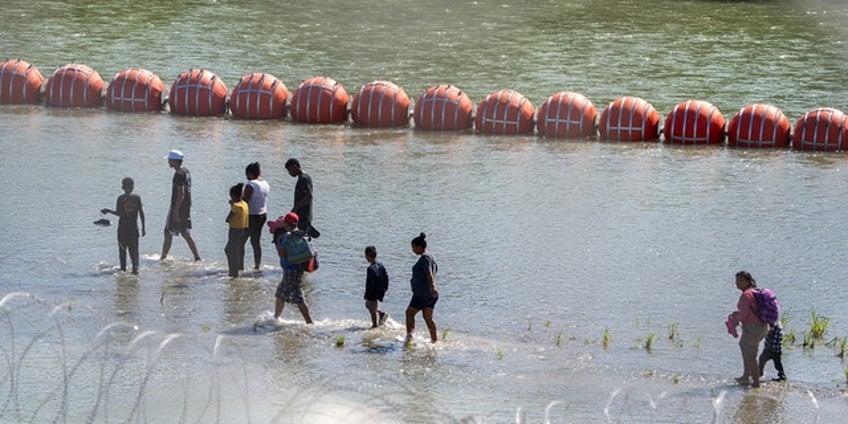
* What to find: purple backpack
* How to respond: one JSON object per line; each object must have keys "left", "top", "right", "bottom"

{"left": 753, "top": 288, "right": 780, "bottom": 323}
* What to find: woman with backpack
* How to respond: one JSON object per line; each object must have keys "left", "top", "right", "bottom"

{"left": 731, "top": 270, "right": 769, "bottom": 388}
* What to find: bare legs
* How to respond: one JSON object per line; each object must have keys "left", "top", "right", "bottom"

{"left": 161, "top": 229, "right": 201, "bottom": 261}
{"left": 274, "top": 297, "right": 313, "bottom": 324}
{"left": 405, "top": 306, "right": 437, "bottom": 343}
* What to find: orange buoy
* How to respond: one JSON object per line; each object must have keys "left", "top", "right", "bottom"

{"left": 351, "top": 80, "right": 410, "bottom": 127}
{"left": 475, "top": 90, "right": 535, "bottom": 136}
{"left": 290, "top": 76, "right": 349, "bottom": 124}
{"left": 727, "top": 104, "right": 791, "bottom": 148}
{"left": 537, "top": 91, "right": 597, "bottom": 139}
{"left": 598, "top": 96, "right": 660, "bottom": 142}
{"left": 664, "top": 100, "right": 725, "bottom": 145}
{"left": 44, "top": 64, "right": 103, "bottom": 108}
{"left": 0, "top": 59, "right": 44, "bottom": 104}
{"left": 413, "top": 84, "right": 473, "bottom": 131}
{"left": 792, "top": 108, "right": 848, "bottom": 151}
{"left": 105, "top": 68, "right": 164, "bottom": 112}
{"left": 229, "top": 72, "right": 289, "bottom": 120}
{"left": 168, "top": 69, "right": 228, "bottom": 116}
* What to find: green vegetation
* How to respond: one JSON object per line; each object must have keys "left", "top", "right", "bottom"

{"left": 334, "top": 335, "right": 346, "bottom": 347}
{"left": 645, "top": 333, "right": 656, "bottom": 351}
{"left": 555, "top": 333, "right": 563, "bottom": 347}
{"left": 602, "top": 327, "right": 611, "bottom": 350}
{"left": 668, "top": 322, "right": 679, "bottom": 341}
{"left": 809, "top": 309, "right": 831, "bottom": 339}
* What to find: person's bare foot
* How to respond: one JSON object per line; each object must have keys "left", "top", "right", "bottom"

{"left": 735, "top": 376, "right": 750, "bottom": 385}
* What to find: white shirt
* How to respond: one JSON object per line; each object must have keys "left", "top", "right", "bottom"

{"left": 245, "top": 179, "right": 269, "bottom": 215}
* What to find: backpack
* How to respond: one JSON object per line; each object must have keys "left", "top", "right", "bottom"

{"left": 753, "top": 288, "right": 780, "bottom": 323}
{"left": 284, "top": 231, "right": 314, "bottom": 265}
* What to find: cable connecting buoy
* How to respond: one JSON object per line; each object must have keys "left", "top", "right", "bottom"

{"left": 229, "top": 72, "right": 289, "bottom": 120}
{"left": 44, "top": 63, "right": 103, "bottom": 108}
{"left": 168, "top": 68, "right": 228, "bottom": 116}
{"left": 105, "top": 68, "right": 164, "bottom": 112}
{"left": 599, "top": 96, "right": 660, "bottom": 142}
{"left": 537, "top": 91, "right": 597, "bottom": 139}
{"left": 413, "top": 84, "right": 473, "bottom": 131}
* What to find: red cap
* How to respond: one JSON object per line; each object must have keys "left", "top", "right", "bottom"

{"left": 284, "top": 211, "right": 299, "bottom": 225}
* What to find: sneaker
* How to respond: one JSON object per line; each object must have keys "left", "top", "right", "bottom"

{"left": 378, "top": 311, "right": 388, "bottom": 326}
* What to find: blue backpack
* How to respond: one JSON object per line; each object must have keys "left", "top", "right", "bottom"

{"left": 753, "top": 288, "right": 780, "bottom": 324}
{"left": 284, "top": 231, "right": 314, "bottom": 265}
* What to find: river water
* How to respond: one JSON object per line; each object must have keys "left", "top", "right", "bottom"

{"left": 2, "top": 0, "right": 848, "bottom": 422}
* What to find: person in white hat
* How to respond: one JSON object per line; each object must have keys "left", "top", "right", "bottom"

{"left": 160, "top": 149, "right": 201, "bottom": 261}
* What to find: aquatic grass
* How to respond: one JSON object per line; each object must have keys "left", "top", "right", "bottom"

{"left": 544, "top": 320, "right": 552, "bottom": 328}
{"left": 527, "top": 318, "right": 533, "bottom": 332}
{"left": 334, "top": 335, "right": 345, "bottom": 347}
{"left": 441, "top": 329, "right": 450, "bottom": 341}
{"left": 602, "top": 327, "right": 611, "bottom": 350}
{"left": 497, "top": 348, "right": 504, "bottom": 360}
{"left": 802, "top": 331, "right": 815, "bottom": 350}
{"left": 784, "top": 328, "right": 797, "bottom": 346}
{"left": 554, "top": 333, "right": 563, "bottom": 347}
{"left": 809, "top": 309, "right": 831, "bottom": 339}
{"left": 668, "top": 322, "right": 679, "bottom": 341}
{"left": 645, "top": 334, "right": 656, "bottom": 351}
{"left": 694, "top": 336, "right": 701, "bottom": 350}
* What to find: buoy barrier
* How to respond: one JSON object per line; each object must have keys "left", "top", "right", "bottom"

{"left": 7, "top": 58, "right": 848, "bottom": 151}
{"left": 290, "top": 76, "right": 349, "bottom": 124}
{"left": 413, "top": 84, "right": 473, "bottom": 131}
{"left": 537, "top": 91, "right": 597, "bottom": 139}
{"left": 168, "top": 68, "right": 228, "bottom": 116}
{"left": 351, "top": 80, "right": 410, "bottom": 128}
{"left": 727, "top": 104, "right": 791, "bottom": 148}
{"left": 475, "top": 89, "right": 535, "bottom": 136}
{"left": 105, "top": 68, "right": 164, "bottom": 113}
{"left": 0, "top": 58, "right": 44, "bottom": 104}
{"left": 664, "top": 100, "right": 725, "bottom": 145}
{"left": 792, "top": 108, "right": 848, "bottom": 152}
{"left": 599, "top": 96, "right": 660, "bottom": 142}
{"left": 229, "top": 72, "right": 289, "bottom": 120}
{"left": 44, "top": 63, "right": 103, "bottom": 108}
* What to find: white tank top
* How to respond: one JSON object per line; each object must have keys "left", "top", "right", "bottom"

{"left": 245, "top": 179, "right": 269, "bottom": 215}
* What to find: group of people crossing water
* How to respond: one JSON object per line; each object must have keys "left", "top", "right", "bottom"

{"left": 100, "top": 152, "right": 441, "bottom": 343}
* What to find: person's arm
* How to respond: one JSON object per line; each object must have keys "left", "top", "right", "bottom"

{"left": 172, "top": 185, "right": 185, "bottom": 223}
{"left": 226, "top": 202, "right": 234, "bottom": 223}
{"left": 427, "top": 270, "right": 438, "bottom": 297}
{"left": 291, "top": 179, "right": 312, "bottom": 212}
{"left": 101, "top": 195, "right": 120, "bottom": 216}
{"left": 139, "top": 200, "right": 146, "bottom": 237}
{"left": 275, "top": 235, "right": 287, "bottom": 257}
{"left": 242, "top": 183, "right": 253, "bottom": 203}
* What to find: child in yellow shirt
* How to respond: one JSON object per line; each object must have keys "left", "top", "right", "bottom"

{"left": 225, "top": 183, "right": 249, "bottom": 277}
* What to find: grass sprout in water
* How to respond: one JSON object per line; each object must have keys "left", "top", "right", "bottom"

{"left": 809, "top": 309, "right": 831, "bottom": 339}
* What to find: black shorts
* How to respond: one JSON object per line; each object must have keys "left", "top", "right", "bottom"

{"left": 408, "top": 295, "right": 438, "bottom": 310}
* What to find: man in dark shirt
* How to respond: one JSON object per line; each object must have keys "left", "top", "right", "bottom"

{"left": 285, "top": 158, "right": 317, "bottom": 237}
{"left": 161, "top": 149, "right": 201, "bottom": 261}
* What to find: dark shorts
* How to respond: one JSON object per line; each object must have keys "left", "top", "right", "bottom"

{"left": 275, "top": 268, "right": 305, "bottom": 304}
{"left": 165, "top": 209, "right": 191, "bottom": 235}
{"left": 408, "top": 295, "right": 438, "bottom": 310}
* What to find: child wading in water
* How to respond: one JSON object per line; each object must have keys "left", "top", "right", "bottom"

{"left": 364, "top": 245, "right": 389, "bottom": 328}
{"left": 225, "top": 183, "right": 248, "bottom": 277}
{"left": 759, "top": 321, "right": 787, "bottom": 381}
{"left": 101, "top": 177, "right": 146, "bottom": 274}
